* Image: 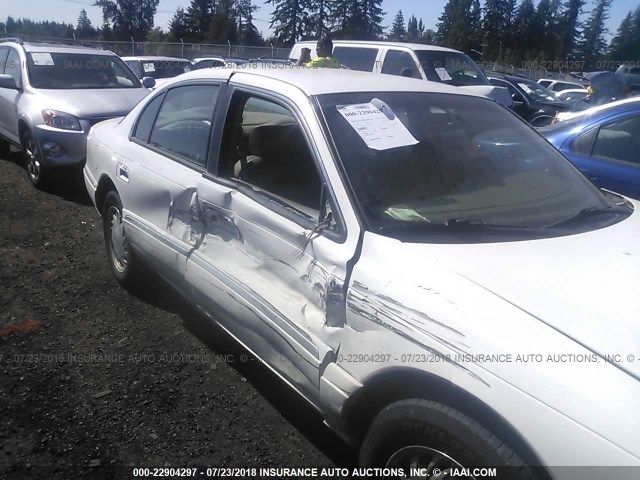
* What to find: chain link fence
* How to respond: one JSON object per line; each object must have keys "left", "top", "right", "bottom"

{"left": 8, "top": 35, "right": 290, "bottom": 60}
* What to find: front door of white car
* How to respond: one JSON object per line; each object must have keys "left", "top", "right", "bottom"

{"left": 185, "top": 89, "right": 357, "bottom": 402}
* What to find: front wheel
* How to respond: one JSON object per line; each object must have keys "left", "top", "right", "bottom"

{"left": 21, "top": 130, "right": 48, "bottom": 187}
{"left": 360, "top": 399, "right": 536, "bottom": 479}
{"left": 102, "top": 191, "right": 143, "bottom": 288}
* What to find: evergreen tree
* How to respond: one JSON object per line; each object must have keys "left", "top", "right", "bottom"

{"left": 578, "top": 0, "right": 613, "bottom": 67}
{"left": 533, "top": 0, "right": 561, "bottom": 61}
{"left": 512, "top": 0, "right": 537, "bottom": 61}
{"left": 437, "top": 0, "right": 480, "bottom": 53}
{"left": 185, "top": 0, "right": 214, "bottom": 41}
{"left": 168, "top": 7, "right": 189, "bottom": 41}
{"left": 482, "top": 0, "right": 514, "bottom": 61}
{"left": 557, "top": 0, "right": 586, "bottom": 59}
{"left": 389, "top": 10, "right": 406, "bottom": 41}
{"left": 608, "top": 10, "right": 638, "bottom": 62}
{"left": 76, "top": 9, "right": 95, "bottom": 38}
{"left": 407, "top": 14, "right": 419, "bottom": 42}
{"left": 95, "top": 0, "right": 160, "bottom": 40}
{"left": 236, "top": 0, "right": 262, "bottom": 45}
{"left": 307, "top": 0, "right": 331, "bottom": 38}
{"left": 358, "top": 0, "right": 384, "bottom": 39}
{"left": 267, "top": 0, "right": 310, "bottom": 46}
{"left": 207, "top": 0, "right": 238, "bottom": 43}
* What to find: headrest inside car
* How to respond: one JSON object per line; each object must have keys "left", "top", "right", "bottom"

{"left": 249, "top": 123, "right": 306, "bottom": 158}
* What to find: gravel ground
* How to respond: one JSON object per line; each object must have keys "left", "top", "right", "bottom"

{"left": 0, "top": 152, "right": 356, "bottom": 479}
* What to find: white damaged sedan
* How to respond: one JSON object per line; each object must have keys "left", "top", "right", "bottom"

{"left": 84, "top": 67, "right": 640, "bottom": 478}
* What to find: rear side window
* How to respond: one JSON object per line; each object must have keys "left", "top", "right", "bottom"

{"left": 133, "top": 93, "right": 165, "bottom": 142}
{"left": 148, "top": 85, "right": 219, "bottom": 167}
{"left": 381, "top": 50, "right": 421, "bottom": 79}
{"left": 333, "top": 47, "right": 378, "bottom": 72}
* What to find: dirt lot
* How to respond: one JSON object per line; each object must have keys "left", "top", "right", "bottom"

{"left": 0, "top": 152, "right": 356, "bottom": 479}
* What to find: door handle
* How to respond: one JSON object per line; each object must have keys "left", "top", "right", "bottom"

{"left": 117, "top": 163, "right": 129, "bottom": 183}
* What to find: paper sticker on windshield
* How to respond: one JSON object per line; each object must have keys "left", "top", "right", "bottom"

{"left": 337, "top": 99, "right": 418, "bottom": 151}
{"left": 143, "top": 62, "right": 156, "bottom": 73}
{"left": 31, "top": 53, "right": 54, "bottom": 66}
{"left": 435, "top": 67, "right": 452, "bottom": 81}
{"left": 518, "top": 83, "right": 533, "bottom": 94}
{"left": 385, "top": 207, "right": 429, "bottom": 222}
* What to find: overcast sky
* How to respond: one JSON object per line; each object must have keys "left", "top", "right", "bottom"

{"left": 1, "top": 0, "right": 636, "bottom": 40}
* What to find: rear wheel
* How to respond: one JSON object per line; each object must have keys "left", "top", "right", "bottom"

{"left": 21, "top": 130, "right": 48, "bottom": 187}
{"left": 0, "top": 139, "right": 11, "bottom": 158}
{"left": 102, "top": 191, "right": 143, "bottom": 288}
{"left": 360, "top": 399, "right": 536, "bottom": 479}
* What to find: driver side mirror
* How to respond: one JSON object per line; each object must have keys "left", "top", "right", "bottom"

{"left": 512, "top": 92, "right": 525, "bottom": 103}
{"left": 0, "top": 74, "right": 19, "bottom": 90}
{"left": 142, "top": 76, "right": 156, "bottom": 89}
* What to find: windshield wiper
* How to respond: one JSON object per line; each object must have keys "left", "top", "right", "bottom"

{"left": 544, "top": 206, "right": 629, "bottom": 229}
{"left": 445, "top": 218, "right": 530, "bottom": 230}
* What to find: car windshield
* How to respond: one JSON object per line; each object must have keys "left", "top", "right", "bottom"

{"left": 318, "top": 92, "right": 623, "bottom": 242}
{"left": 516, "top": 80, "right": 557, "bottom": 102}
{"left": 415, "top": 51, "right": 489, "bottom": 86}
{"left": 134, "top": 59, "right": 191, "bottom": 79}
{"left": 27, "top": 52, "right": 141, "bottom": 89}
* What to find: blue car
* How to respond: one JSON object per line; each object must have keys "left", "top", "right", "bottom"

{"left": 539, "top": 98, "right": 640, "bottom": 199}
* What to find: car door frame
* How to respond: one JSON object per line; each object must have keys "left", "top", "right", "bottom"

{"left": 186, "top": 78, "right": 363, "bottom": 406}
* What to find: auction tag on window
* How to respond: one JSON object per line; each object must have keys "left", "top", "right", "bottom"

{"left": 435, "top": 67, "right": 452, "bottom": 81}
{"left": 142, "top": 62, "right": 156, "bottom": 73}
{"left": 518, "top": 83, "right": 533, "bottom": 94}
{"left": 31, "top": 53, "right": 54, "bottom": 66}
{"left": 337, "top": 99, "right": 418, "bottom": 151}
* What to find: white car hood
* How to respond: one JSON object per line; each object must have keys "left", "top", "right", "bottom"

{"left": 35, "top": 88, "right": 149, "bottom": 118}
{"left": 394, "top": 204, "right": 640, "bottom": 379}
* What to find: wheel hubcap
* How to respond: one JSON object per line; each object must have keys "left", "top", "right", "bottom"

{"left": 25, "top": 138, "right": 41, "bottom": 182}
{"left": 107, "top": 206, "right": 128, "bottom": 273}
{"left": 387, "top": 446, "right": 474, "bottom": 480}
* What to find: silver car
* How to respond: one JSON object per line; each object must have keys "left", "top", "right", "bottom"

{"left": 0, "top": 38, "right": 151, "bottom": 187}
{"left": 84, "top": 67, "right": 640, "bottom": 477}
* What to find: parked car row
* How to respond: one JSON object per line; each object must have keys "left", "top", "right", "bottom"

{"left": 2, "top": 38, "right": 640, "bottom": 476}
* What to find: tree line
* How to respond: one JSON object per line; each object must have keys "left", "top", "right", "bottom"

{"left": 433, "top": 0, "right": 639, "bottom": 69}
{"left": 1, "top": 0, "right": 639, "bottom": 70}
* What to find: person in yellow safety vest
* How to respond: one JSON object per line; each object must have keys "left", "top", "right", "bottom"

{"left": 297, "top": 37, "right": 341, "bottom": 69}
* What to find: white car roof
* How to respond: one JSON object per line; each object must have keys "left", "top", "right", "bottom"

{"left": 171, "top": 66, "right": 482, "bottom": 97}
{"left": 293, "top": 40, "right": 461, "bottom": 54}
{"left": 23, "top": 43, "right": 114, "bottom": 55}
{"left": 121, "top": 56, "right": 190, "bottom": 62}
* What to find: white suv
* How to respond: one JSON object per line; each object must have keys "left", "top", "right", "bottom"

{"left": 290, "top": 40, "right": 512, "bottom": 106}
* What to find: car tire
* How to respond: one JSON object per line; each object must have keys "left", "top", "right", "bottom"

{"left": 21, "top": 130, "right": 47, "bottom": 187}
{"left": 359, "top": 399, "right": 536, "bottom": 479}
{"left": 0, "top": 139, "right": 11, "bottom": 158}
{"left": 103, "top": 191, "right": 143, "bottom": 288}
